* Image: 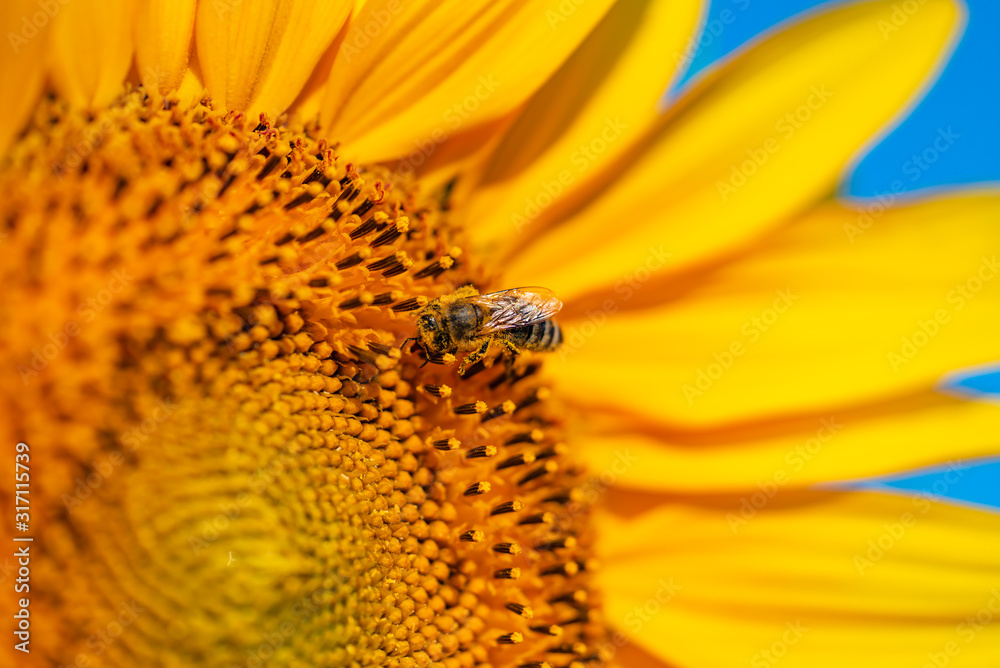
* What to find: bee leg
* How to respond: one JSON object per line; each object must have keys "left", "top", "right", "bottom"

{"left": 458, "top": 340, "right": 491, "bottom": 375}
{"left": 499, "top": 339, "right": 520, "bottom": 359}
{"left": 401, "top": 337, "right": 420, "bottom": 356}
{"left": 401, "top": 337, "right": 429, "bottom": 366}
{"left": 499, "top": 339, "right": 521, "bottom": 378}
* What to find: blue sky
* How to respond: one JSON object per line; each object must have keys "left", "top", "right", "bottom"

{"left": 671, "top": 0, "right": 1000, "bottom": 509}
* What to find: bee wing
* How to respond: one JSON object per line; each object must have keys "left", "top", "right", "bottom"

{"left": 471, "top": 287, "right": 563, "bottom": 334}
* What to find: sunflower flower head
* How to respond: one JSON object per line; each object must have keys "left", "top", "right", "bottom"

{"left": 2, "top": 92, "right": 608, "bottom": 666}
{"left": 7, "top": 0, "right": 1000, "bottom": 667}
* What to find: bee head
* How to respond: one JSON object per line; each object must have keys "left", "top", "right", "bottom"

{"left": 415, "top": 307, "right": 453, "bottom": 355}
{"left": 417, "top": 312, "right": 438, "bottom": 333}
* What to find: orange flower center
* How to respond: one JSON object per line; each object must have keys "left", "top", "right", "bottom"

{"left": 0, "top": 91, "right": 608, "bottom": 667}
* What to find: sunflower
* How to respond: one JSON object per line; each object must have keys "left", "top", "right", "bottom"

{"left": 2, "top": 0, "right": 1000, "bottom": 667}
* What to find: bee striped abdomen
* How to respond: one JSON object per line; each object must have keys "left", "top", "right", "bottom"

{"left": 521, "top": 319, "right": 562, "bottom": 352}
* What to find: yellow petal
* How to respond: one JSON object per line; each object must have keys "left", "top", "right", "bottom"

{"left": 597, "top": 490, "right": 1000, "bottom": 668}
{"left": 195, "top": 0, "right": 352, "bottom": 116}
{"left": 247, "top": 1, "right": 353, "bottom": 119}
{"left": 0, "top": 0, "right": 48, "bottom": 155}
{"left": 320, "top": 0, "right": 617, "bottom": 164}
{"left": 498, "top": 0, "right": 963, "bottom": 303}
{"left": 48, "top": 0, "right": 136, "bottom": 109}
{"left": 134, "top": 0, "right": 196, "bottom": 95}
{"left": 553, "top": 193, "right": 1000, "bottom": 426}
{"left": 173, "top": 53, "right": 207, "bottom": 109}
{"left": 459, "top": 0, "right": 705, "bottom": 252}
{"left": 576, "top": 391, "right": 1000, "bottom": 492}
{"left": 287, "top": 17, "right": 353, "bottom": 123}
{"left": 392, "top": 114, "right": 519, "bottom": 195}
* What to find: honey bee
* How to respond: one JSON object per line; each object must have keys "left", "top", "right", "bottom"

{"left": 410, "top": 285, "right": 563, "bottom": 374}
